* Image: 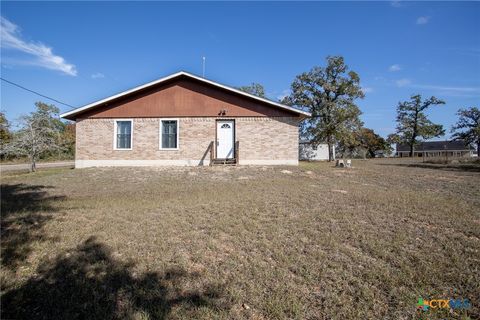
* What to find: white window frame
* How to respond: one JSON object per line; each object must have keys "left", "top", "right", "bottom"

{"left": 113, "top": 119, "right": 133, "bottom": 150}
{"left": 159, "top": 118, "right": 179, "bottom": 150}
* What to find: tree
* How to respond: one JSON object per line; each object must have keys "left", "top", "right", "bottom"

{"left": 335, "top": 115, "right": 364, "bottom": 158}
{"left": 357, "top": 128, "right": 391, "bottom": 158}
{"left": 5, "top": 102, "right": 63, "bottom": 171}
{"left": 336, "top": 127, "right": 391, "bottom": 159}
{"left": 0, "top": 112, "right": 12, "bottom": 142}
{"left": 0, "top": 112, "right": 12, "bottom": 158}
{"left": 285, "top": 56, "right": 364, "bottom": 161}
{"left": 58, "top": 123, "right": 76, "bottom": 157}
{"left": 451, "top": 107, "right": 480, "bottom": 157}
{"left": 238, "top": 83, "right": 266, "bottom": 98}
{"left": 388, "top": 94, "right": 445, "bottom": 157}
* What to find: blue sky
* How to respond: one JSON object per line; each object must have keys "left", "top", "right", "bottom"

{"left": 1, "top": 1, "right": 479, "bottom": 138}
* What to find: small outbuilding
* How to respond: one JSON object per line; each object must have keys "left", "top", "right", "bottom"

{"left": 299, "top": 140, "right": 333, "bottom": 161}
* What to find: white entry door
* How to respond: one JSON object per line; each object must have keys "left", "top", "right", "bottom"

{"left": 216, "top": 120, "right": 234, "bottom": 159}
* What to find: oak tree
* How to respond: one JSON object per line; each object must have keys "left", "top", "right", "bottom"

{"left": 451, "top": 107, "right": 480, "bottom": 156}
{"left": 359, "top": 128, "right": 391, "bottom": 158}
{"left": 388, "top": 94, "right": 445, "bottom": 157}
{"left": 238, "top": 83, "right": 266, "bottom": 98}
{"left": 285, "top": 56, "right": 364, "bottom": 161}
{"left": 0, "top": 112, "right": 12, "bottom": 159}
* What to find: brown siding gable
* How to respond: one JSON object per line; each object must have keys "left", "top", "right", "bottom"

{"left": 61, "top": 72, "right": 310, "bottom": 120}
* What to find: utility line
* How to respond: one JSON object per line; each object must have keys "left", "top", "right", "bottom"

{"left": 1, "top": 77, "right": 76, "bottom": 109}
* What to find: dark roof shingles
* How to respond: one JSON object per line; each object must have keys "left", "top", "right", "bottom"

{"left": 396, "top": 140, "right": 471, "bottom": 152}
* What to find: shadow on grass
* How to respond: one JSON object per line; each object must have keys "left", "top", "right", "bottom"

{"left": 376, "top": 162, "right": 480, "bottom": 173}
{"left": 1, "top": 183, "right": 65, "bottom": 268}
{"left": 2, "top": 237, "right": 227, "bottom": 320}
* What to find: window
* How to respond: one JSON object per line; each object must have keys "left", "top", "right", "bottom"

{"left": 221, "top": 123, "right": 231, "bottom": 129}
{"left": 160, "top": 119, "right": 179, "bottom": 149}
{"left": 114, "top": 120, "right": 132, "bottom": 150}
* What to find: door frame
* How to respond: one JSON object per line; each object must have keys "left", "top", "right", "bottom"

{"left": 215, "top": 119, "right": 235, "bottom": 159}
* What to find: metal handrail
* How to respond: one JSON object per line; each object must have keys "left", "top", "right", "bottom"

{"left": 209, "top": 141, "right": 214, "bottom": 166}
{"left": 235, "top": 141, "right": 239, "bottom": 164}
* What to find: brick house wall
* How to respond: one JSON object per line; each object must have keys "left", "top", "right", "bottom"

{"left": 75, "top": 117, "right": 299, "bottom": 167}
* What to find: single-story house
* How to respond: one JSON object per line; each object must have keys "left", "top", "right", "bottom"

{"left": 61, "top": 71, "right": 311, "bottom": 168}
{"left": 299, "top": 140, "right": 333, "bottom": 161}
{"left": 396, "top": 140, "right": 475, "bottom": 158}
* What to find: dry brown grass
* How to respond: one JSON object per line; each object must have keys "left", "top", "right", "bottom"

{"left": 1, "top": 158, "right": 479, "bottom": 319}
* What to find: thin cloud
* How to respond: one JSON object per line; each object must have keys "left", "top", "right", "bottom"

{"left": 395, "top": 81, "right": 480, "bottom": 97}
{"left": 276, "top": 89, "right": 290, "bottom": 102}
{"left": 413, "top": 84, "right": 480, "bottom": 93}
{"left": 416, "top": 16, "right": 430, "bottom": 25}
{"left": 447, "top": 47, "right": 480, "bottom": 57}
{"left": 0, "top": 16, "right": 77, "bottom": 76}
{"left": 91, "top": 72, "right": 105, "bottom": 79}
{"left": 389, "top": 64, "right": 402, "bottom": 72}
{"left": 362, "top": 87, "right": 374, "bottom": 94}
{"left": 395, "top": 78, "right": 411, "bottom": 87}
{"left": 411, "top": 84, "right": 480, "bottom": 97}
{"left": 390, "top": 1, "right": 402, "bottom": 8}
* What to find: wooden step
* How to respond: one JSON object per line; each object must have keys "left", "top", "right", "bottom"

{"left": 211, "top": 158, "right": 237, "bottom": 165}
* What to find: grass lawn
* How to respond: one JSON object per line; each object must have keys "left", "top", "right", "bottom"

{"left": 1, "top": 159, "right": 479, "bottom": 319}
